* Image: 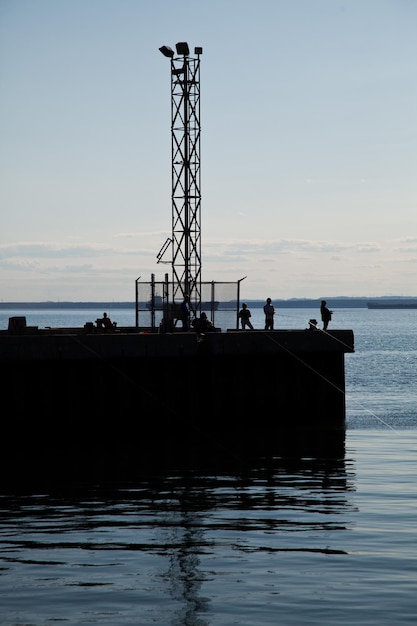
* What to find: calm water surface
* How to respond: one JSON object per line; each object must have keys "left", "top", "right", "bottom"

{"left": 0, "top": 307, "right": 416, "bottom": 624}
{"left": 0, "top": 431, "right": 415, "bottom": 625}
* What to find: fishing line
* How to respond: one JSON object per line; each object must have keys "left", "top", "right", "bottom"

{"left": 260, "top": 330, "right": 401, "bottom": 434}
{"left": 262, "top": 311, "right": 402, "bottom": 429}
{"left": 72, "top": 322, "right": 400, "bottom": 465}
{"left": 266, "top": 310, "right": 354, "bottom": 351}
{"left": 345, "top": 402, "right": 400, "bottom": 433}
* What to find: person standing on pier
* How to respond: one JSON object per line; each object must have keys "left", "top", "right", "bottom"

{"left": 180, "top": 295, "right": 191, "bottom": 331}
{"left": 263, "top": 298, "right": 275, "bottom": 330}
{"left": 320, "top": 300, "right": 333, "bottom": 331}
{"left": 238, "top": 303, "right": 254, "bottom": 330}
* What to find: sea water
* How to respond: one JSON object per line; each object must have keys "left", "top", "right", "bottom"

{"left": 0, "top": 307, "right": 416, "bottom": 625}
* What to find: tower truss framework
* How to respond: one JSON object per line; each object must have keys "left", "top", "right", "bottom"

{"left": 159, "top": 43, "right": 202, "bottom": 313}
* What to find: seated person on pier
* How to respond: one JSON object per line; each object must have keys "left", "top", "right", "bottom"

{"left": 96, "top": 312, "right": 115, "bottom": 332}
{"left": 192, "top": 312, "right": 215, "bottom": 333}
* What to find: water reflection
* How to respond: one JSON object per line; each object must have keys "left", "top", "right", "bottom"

{"left": 0, "top": 457, "right": 356, "bottom": 626}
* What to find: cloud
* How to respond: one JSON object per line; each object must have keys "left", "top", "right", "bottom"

{"left": 203, "top": 237, "right": 383, "bottom": 256}
{"left": 0, "top": 241, "right": 155, "bottom": 260}
{"left": 114, "top": 229, "right": 170, "bottom": 239}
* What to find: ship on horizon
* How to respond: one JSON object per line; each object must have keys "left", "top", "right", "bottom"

{"left": 367, "top": 299, "right": 417, "bottom": 309}
{"left": 146, "top": 294, "right": 219, "bottom": 311}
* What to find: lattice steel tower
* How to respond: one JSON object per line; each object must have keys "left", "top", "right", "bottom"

{"left": 158, "top": 42, "right": 203, "bottom": 312}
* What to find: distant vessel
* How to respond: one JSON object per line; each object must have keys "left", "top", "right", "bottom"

{"left": 367, "top": 300, "right": 417, "bottom": 309}
{"left": 145, "top": 295, "right": 164, "bottom": 310}
{"left": 146, "top": 295, "right": 219, "bottom": 310}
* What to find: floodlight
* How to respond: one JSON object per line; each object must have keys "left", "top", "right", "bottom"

{"left": 159, "top": 45, "right": 174, "bottom": 58}
{"left": 194, "top": 47, "right": 203, "bottom": 55}
{"left": 176, "top": 42, "right": 189, "bottom": 55}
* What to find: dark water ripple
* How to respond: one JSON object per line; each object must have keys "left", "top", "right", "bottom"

{"left": 1, "top": 437, "right": 416, "bottom": 626}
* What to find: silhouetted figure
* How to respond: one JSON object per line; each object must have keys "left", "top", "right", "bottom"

{"left": 263, "top": 298, "right": 275, "bottom": 330}
{"left": 307, "top": 319, "right": 318, "bottom": 330}
{"left": 159, "top": 317, "right": 175, "bottom": 333}
{"left": 320, "top": 300, "right": 333, "bottom": 331}
{"left": 192, "top": 312, "right": 215, "bottom": 333}
{"left": 102, "top": 312, "right": 114, "bottom": 331}
{"left": 238, "top": 303, "right": 254, "bottom": 330}
{"left": 180, "top": 295, "right": 191, "bottom": 331}
{"left": 96, "top": 312, "right": 115, "bottom": 332}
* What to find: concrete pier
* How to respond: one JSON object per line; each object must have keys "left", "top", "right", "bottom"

{"left": 1, "top": 328, "right": 354, "bottom": 488}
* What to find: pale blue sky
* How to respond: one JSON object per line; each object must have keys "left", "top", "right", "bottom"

{"left": 1, "top": 0, "right": 416, "bottom": 301}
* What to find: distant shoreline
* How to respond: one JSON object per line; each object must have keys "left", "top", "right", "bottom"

{"left": 1, "top": 297, "right": 417, "bottom": 310}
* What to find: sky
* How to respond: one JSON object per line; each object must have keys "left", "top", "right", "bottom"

{"left": 1, "top": 0, "right": 416, "bottom": 302}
